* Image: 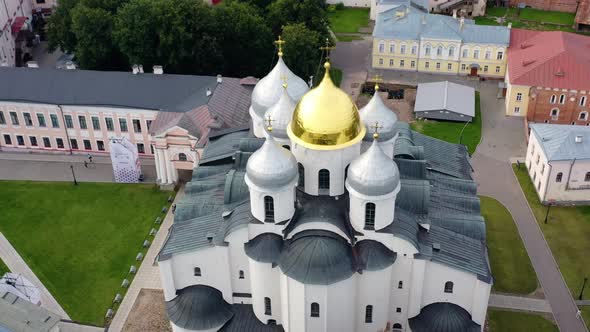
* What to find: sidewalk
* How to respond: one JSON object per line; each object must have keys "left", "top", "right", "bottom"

{"left": 489, "top": 293, "right": 552, "bottom": 313}
{"left": 0, "top": 232, "right": 70, "bottom": 319}
{"left": 107, "top": 187, "right": 185, "bottom": 331}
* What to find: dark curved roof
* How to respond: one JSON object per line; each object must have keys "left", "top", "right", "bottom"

{"left": 166, "top": 285, "right": 234, "bottom": 330}
{"left": 279, "top": 230, "right": 355, "bottom": 285}
{"left": 409, "top": 302, "right": 480, "bottom": 332}
{"left": 219, "top": 304, "right": 284, "bottom": 332}
{"left": 244, "top": 233, "right": 283, "bottom": 263}
{"left": 356, "top": 240, "right": 397, "bottom": 271}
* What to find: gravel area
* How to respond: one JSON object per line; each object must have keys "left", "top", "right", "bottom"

{"left": 356, "top": 88, "right": 417, "bottom": 123}
{"left": 122, "top": 289, "right": 171, "bottom": 332}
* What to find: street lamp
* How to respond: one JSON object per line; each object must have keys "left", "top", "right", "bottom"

{"left": 70, "top": 165, "right": 78, "bottom": 185}
{"left": 544, "top": 203, "right": 552, "bottom": 224}
{"left": 580, "top": 277, "right": 588, "bottom": 300}
{"left": 459, "top": 119, "right": 472, "bottom": 146}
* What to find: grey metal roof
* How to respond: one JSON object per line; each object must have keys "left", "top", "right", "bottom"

{"left": 409, "top": 302, "right": 481, "bottom": 332}
{"left": 359, "top": 91, "right": 398, "bottom": 142}
{"left": 347, "top": 139, "right": 401, "bottom": 196}
{"left": 219, "top": 304, "right": 284, "bottom": 332}
{"left": 530, "top": 123, "right": 590, "bottom": 161}
{"left": 200, "top": 129, "right": 252, "bottom": 165}
{"left": 246, "top": 135, "right": 298, "bottom": 189}
{"left": 264, "top": 88, "right": 297, "bottom": 139}
{"left": 356, "top": 240, "right": 397, "bottom": 271}
{"left": 278, "top": 230, "right": 355, "bottom": 285}
{"left": 244, "top": 233, "right": 283, "bottom": 264}
{"left": 415, "top": 81, "right": 475, "bottom": 118}
{"left": 373, "top": 7, "right": 509, "bottom": 44}
{"left": 0, "top": 292, "right": 61, "bottom": 332}
{"left": 166, "top": 285, "right": 234, "bottom": 330}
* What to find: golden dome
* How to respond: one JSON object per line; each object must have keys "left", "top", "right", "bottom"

{"left": 288, "top": 62, "right": 365, "bottom": 150}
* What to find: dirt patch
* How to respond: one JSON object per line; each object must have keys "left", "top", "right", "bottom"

{"left": 356, "top": 88, "right": 417, "bottom": 123}
{"left": 122, "top": 289, "right": 171, "bottom": 332}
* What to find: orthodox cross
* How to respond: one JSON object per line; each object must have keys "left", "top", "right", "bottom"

{"left": 275, "top": 35, "right": 286, "bottom": 57}
{"left": 265, "top": 114, "right": 275, "bottom": 132}
{"left": 370, "top": 121, "right": 383, "bottom": 139}
{"left": 319, "top": 38, "right": 336, "bottom": 61}
{"left": 372, "top": 74, "right": 383, "bottom": 91}
{"left": 280, "top": 74, "right": 288, "bottom": 89}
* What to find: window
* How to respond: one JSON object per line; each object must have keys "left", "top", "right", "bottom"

{"left": 3, "top": 134, "right": 11, "bottom": 145}
{"left": 379, "top": 58, "right": 383, "bottom": 65}
{"left": 400, "top": 60, "right": 405, "bottom": 67}
{"left": 485, "top": 50, "right": 491, "bottom": 60}
{"left": 311, "top": 303, "right": 320, "bottom": 317}
{"left": 83, "top": 139, "right": 92, "bottom": 150}
{"left": 43, "top": 137, "right": 51, "bottom": 148}
{"left": 580, "top": 112, "right": 588, "bottom": 121}
{"left": 10, "top": 112, "right": 19, "bottom": 125}
{"left": 444, "top": 281, "right": 454, "bottom": 293}
{"left": 461, "top": 64, "right": 466, "bottom": 71}
{"left": 179, "top": 153, "right": 187, "bottom": 161}
{"left": 65, "top": 115, "right": 74, "bottom": 128}
{"left": 298, "top": 163, "right": 305, "bottom": 188}
{"left": 378, "top": 42, "right": 384, "bottom": 53}
{"left": 23, "top": 113, "right": 33, "bottom": 126}
{"left": 396, "top": 307, "right": 402, "bottom": 313}
{"left": 96, "top": 140, "right": 104, "bottom": 151}
{"left": 425, "top": 45, "right": 431, "bottom": 56}
{"left": 447, "top": 63, "right": 452, "bottom": 71}
{"left": 264, "top": 196, "right": 274, "bottom": 221}
{"left": 531, "top": 144, "right": 535, "bottom": 155}
{"left": 133, "top": 119, "right": 142, "bottom": 133}
{"left": 78, "top": 115, "right": 87, "bottom": 129}
{"left": 484, "top": 65, "right": 488, "bottom": 73}
{"left": 119, "top": 118, "right": 128, "bottom": 132}
{"left": 436, "top": 46, "right": 442, "bottom": 56}
{"left": 137, "top": 143, "right": 145, "bottom": 154}
{"left": 516, "top": 93, "right": 522, "bottom": 102}
{"left": 37, "top": 114, "right": 46, "bottom": 127}
{"left": 556, "top": 172, "right": 563, "bottom": 182}
{"left": 436, "top": 62, "right": 441, "bottom": 70}
{"left": 497, "top": 51, "right": 504, "bottom": 60}
{"left": 537, "top": 181, "right": 541, "bottom": 190}
{"left": 50, "top": 114, "right": 59, "bottom": 128}
{"left": 238, "top": 270, "right": 245, "bottom": 279}
{"left": 514, "top": 107, "right": 520, "bottom": 114}
{"left": 495, "top": 66, "right": 500, "bottom": 73}
{"left": 400, "top": 45, "right": 406, "bottom": 54}
{"left": 150, "top": 145, "right": 155, "bottom": 154}
{"left": 365, "top": 203, "right": 376, "bottom": 230}
{"left": 389, "top": 43, "right": 395, "bottom": 53}
{"left": 398, "top": 281, "right": 403, "bottom": 289}
{"left": 146, "top": 120, "right": 153, "bottom": 130}
{"left": 55, "top": 138, "right": 64, "bottom": 149}
{"left": 389, "top": 59, "right": 394, "bottom": 67}
{"left": 194, "top": 267, "right": 201, "bottom": 276}
{"left": 559, "top": 94, "right": 566, "bottom": 104}
{"left": 264, "top": 297, "right": 272, "bottom": 315}
{"left": 411, "top": 61, "right": 416, "bottom": 68}
{"left": 92, "top": 116, "right": 100, "bottom": 130}
{"left": 581, "top": 96, "right": 587, "bottom": 107}
{"left": 536, "top": 154, "right": 540, "bottom": 165}
{"left": 449, "top": 46, "right": 455, "bottom": 57}
{"left": 551, "top": 108, "right": 559, "bottom": 120}
{"left": 473, "top": 50, "right": 479, "bottom": 59}
{"left": 29, "top": 136, "right": 37, "bottom": 146}
{"left": 550, "top": 95, "right": 557, "bottom": 104}
{"left": 585, "top": 172, "right": 590, "bottom": 182}
{"left": 411, "top": 45, "right": 417, "bottom": 54}
{"left": 365, "top": 305, "right": 373, "bottom": 323}
{"left": 425, "top": 62, "right": 430, "bottom": 69}
{"left": 393, "top": 323, "right": 403, "bottom": 329}
{"left": 462, "top": 49, "right": 468, "bottom": 58}
{"left": 105, "top": 117, "right": 114, "bottom": 131}
{"left": 318, "top": 169, "right": 330, "bottom": 191}
{"left": 70, "top": 139, "right": 78, "bottom": 150}
{"left": 16, "top": 135, "right": 24, "bottom": 146}
{"left": 0, "top": 111, "right": 5, "bottom": 124}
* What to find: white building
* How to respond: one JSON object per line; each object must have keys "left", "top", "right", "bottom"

{"left": 414, "top": 81, "right": 475, "bottom": 122}
{"left": 0, "top": 0, "right": 34, "bottom": 67}
{"left": 158, "top": 50, "right": 492, "bottom": 332}
{"left": 526, "top": 123, "right": 590, "bottom": 204}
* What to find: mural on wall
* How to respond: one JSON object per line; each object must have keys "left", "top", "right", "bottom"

{"left": 109, "top": 137, "right": 141, "bottom": 183}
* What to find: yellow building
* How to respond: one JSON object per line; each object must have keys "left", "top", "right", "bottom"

{"left": 372, "top": 6, "right": 510, "bottom": 78}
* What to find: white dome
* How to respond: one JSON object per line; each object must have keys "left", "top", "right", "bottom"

{"left": 359, "top": 92, "right": 398, "bottom": 141}
{"left": 246, "top": 133, "right": 298, "bottom": 188}
{"left": 251, "top": 57, "right": 308, "bottom": 118}
{"left": 347, "top": 139, "right": 400, "bottom": 196}
{"left": 264, "top": 86, "right": 297, "bottom": 139}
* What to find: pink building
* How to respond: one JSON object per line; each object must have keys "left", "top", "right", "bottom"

{"left": 0, "top": 66, "right": 255, "bottom": 184}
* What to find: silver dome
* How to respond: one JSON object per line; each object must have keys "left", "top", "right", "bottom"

{"left": 251, "top": 57, "right": 309, "bottom": 118}
{"left": 246, "top": 133, "right": 298, "bottom": 188}
{"left": 264, "top": 87, "right": 297, "bottom": 139}
{"left": 347, "top": 139, "right": 400, "bottom": 196}
{"left": 359, "top": 92, "right": 398, "bottom": 141}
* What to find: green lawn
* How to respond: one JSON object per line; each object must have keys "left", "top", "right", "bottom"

{"left": 0, "top": 258, "right": 8, "bottom": 275}
{"left": 513, "top": 165, "right": 590, "bottom": 323}
{"left": 411, "top": 92, "right": 481, "bottom": 154}
{"left": 336, "top": 34, "right": 363, "bottom": 42}
{"left": 0, "top": 181, "right": 170, "bottom": 326}
{"left": 519, "top": 7, "right": 575, "bottom": 25}
{"left": 481, "top": 196, "right": 537, "bottom": 294}
{"left": 327, "top": 7, "right": 369, "bottom": 34}
{"left": 314, "top": 67, "right": 343, "bottom": 87}
{"left": 476, "top": 6, "right": 576, "bottom": 32}
{"left": 488, "top": 310, "right": 558, "bottom": 331}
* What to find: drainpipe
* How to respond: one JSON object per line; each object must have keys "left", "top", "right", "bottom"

{"left": 58, "top": 105, "right": 73, "bottom": 155}
{"left": 565, "top": 158, "right": 576, "bottom": 191}
{"left": 543, "top": 162, "right": 552, "bottom": 202}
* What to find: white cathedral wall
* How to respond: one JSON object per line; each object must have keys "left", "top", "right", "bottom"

{"left": 248, "top": 222, "right": 286, "bottom": 239}
{"left": 246, "top": 176, "right": 296, "bottom": 224}
{"left": 290, "top": 141, "right": 361, "bottom": 196}
{"left": 286, "top": 222, "right": 351, "bottom": 243}
{"left": 347, "top": 186, "right": 397, "bottom": 233}
{"left": 390, "top": 251, "right": 419, "bottom": 326}
{"left": 249, "top": 107, "right": 266, "bottom": 138}
{"left": 356, "top": 268, "right": 392, "bottom": 332}
{"left": 225, "top": 229, "right": 251, "bottom": 299}
{"left": 158, "top": 259, "right": 176, "bottom": 301}
{"left": 249, "top": 259, "right": 282, "bottom": 324}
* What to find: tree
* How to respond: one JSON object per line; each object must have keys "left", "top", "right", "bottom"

{"left": 266, "top": 0, "right": 328, "bottom": 37}
{"left": 114, "top": 0, "right": 160, "bottom": 68}
{"left": 281, "top": 23, "right": 321, "bottom": 81}
{"left": 46, "top": 0, "right": 78, "bottom": 53}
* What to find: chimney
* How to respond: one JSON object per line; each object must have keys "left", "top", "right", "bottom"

{"left": 508, "top": 22, "right": 512, "bottom": 29}
{"left": 65, "top": 61, "right": 76, "bottom": 70}
{"left": 153, "top": 65, "right": 163, "bottom": 74}
{"left": 206, "top": 88, "right": 212, "bottom": 97}
{"left": 460, "top": 17, "right": 465, "bottom": 30}
{"left": 26, "top": 61, "right": 39, "bottom": 68}
{"left": 216, "top": 74, "right": 222, "bottom": 83}
{"left": 575, "top": 135, "right": 583, "bottom": 143}
{"left": 453, "top": 9, "right": 457, "bottom": 19}
{"left": 132, "top": 64, "right": 139, "bottom": 74}
{"left": 138, "top": 65, "right": 144, "bottom": 73}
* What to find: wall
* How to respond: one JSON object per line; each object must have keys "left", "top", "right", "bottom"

{"left": 347, "top": 185, "right": 397, "bottom": 233}
{"left": 355, "top": 269, "right": 392, "bottom": 332}
{"left": 326, "top": 0, "right": 370, "bottom": 7}
{"left": 458, "top": 43, "right": 507, "bottom": 77}
{"left": 246, "top": 177, "right": 296, "bottom": 223}
{"left": 372, "top": 38, "right": 421, "bottom": 72}
{"left": 544, "top": 159, "right": 590, "bottom": 203}
{"left": 527, "top": 87, "right": 590, "bottom": 125}
{"left": 0, "top": 0, "right": 33, "bottom": 67}
{"left": 250, "top": 260, "right": 282, "bottom": 324}
{"left": 225, "top": 228, "right": 252, "bottom": 300}
{"left": 525, "top": 132, "right": 550, "bottom": 201}
{"left": 505, "top": 71, "right": 531, "bottom": 116}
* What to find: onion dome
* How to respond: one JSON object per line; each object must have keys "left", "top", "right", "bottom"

{"left": 246, "top": 132, "right": 298, "bottom": 188}
{"left": 264, "top": 85, "right": 297, "bottom": 139}
{"left": 347, "top": 139, "right": 400, "bottom": 196}
{"left": 251, "top": 56, "right": 308, "bottom": 119}
{"left": 359, "top": 85, "right": 398, "bottom": 141}
{"left": 166, "top": 285, "right": 234, "bottom": 330}
{"left": 288, "top": 62, "right": 366, "bottom": 150}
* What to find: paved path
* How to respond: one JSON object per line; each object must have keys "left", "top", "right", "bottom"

{"left": 489, "top": 293, "right": 552, "bottom": 313}
{"left": 0, "top": 151, "right": 156, "bottom": 183}
{"left": 108, "top": 188, "right": 185, "bottom": 332}
{"left": 0, "top": 232, "right": 70, "bottom": 319}
{"left": 331, "top": 38, "right": 372, "bottom": 99}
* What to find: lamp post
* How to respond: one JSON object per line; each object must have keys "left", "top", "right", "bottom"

{"left": 459, "top": 119, "right": 471, "bottom": 146}
{"left": 544, "top": 203, "right": 552, "bottom": 224}
{"left": 580, "top": 277, "right": 588, "bottom": 301}
{"left": 70, "top": 165, "right": 78, "bottom": 185}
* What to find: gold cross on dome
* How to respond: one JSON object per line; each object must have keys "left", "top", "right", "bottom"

{"left": 265, "top": 114, "right": 275, "bottom": 132}
{"left": 279, "top": 74, "right": 288, "bottom": 89}
{"left": 275, "top": 35, "right": 286, "bottom": 57}
{"left": 372, "top": 74, "right": 383, "bottom": 90}
{"left": 319, "top": 38, "right": 336, "bottom": 60}
{"left": 370, "top": 121, "right": 383, "bottom": 139}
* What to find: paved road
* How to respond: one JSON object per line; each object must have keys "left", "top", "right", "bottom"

{"left": 331, "top": 37, "right": 372, "bottom": 99}
{"left": 489, "top": 294, "right": 552, "bottom": 313}
{"left": 0, "top": 152, "right": 157, "bottom": 183}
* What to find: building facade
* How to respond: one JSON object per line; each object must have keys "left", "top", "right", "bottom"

{"left": 508, "top": 0, "right": 578, "bottom": 13}
{"left": 505, "top": 29, "right": 590, "bottom": 123}
{"left": 526, "top": 124, "right": 590, "bottom": 204}
{"left": 158, "top": 51, "right": 492, "bottom": 332}
{"left": 0, "top": 67, "right": 254, "bottom": 185}
{"left": 372, "top": 6, "right": 510, "bottom": 78}
{"left": 0, "top": 0, "right": 34, "bottom": 67}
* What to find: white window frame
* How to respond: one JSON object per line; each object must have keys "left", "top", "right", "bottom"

{"left": 551, "top": 108, "right": 559, "bottom": 120}
{"left": 514, "top": 107, "right": 520, "bottom": 114}
{"left": 495, "top": 66, "right": 500, "bottom": 73}
{"left": 473, "top": 50, "right": 480, "bottom": 59}
{"left": 389, "top": 43, "right": 395, "bottom": 53}
{"left": 462, "top": 48, "right": 468, "bottom": 58}
{"left": 379, "top": 58, "right": 383, "bottom": 65}
{"left": 579, "top": 111, "right": 588, "bottom": 121}
{"left": 497, "top": 51, "right": 504, "bottom": 60}
{"left": 400, "top": 45, "right": 406, "bottom": 54}
{"left": 449, "top": 46, "right": 455, "bottom": 57}
{"left": 516, "top": 93, "right": 522, "bottom": 102}
{"left": 400, "top": 60, "right": 405, "bottom": 67}
{"left": 550, "top": 95, "right": 557, "bottom": 104}
{"left": 559, "top": 94, "right": 566, "bottom": 104}
{"left": 411, "top": 45, "right": 417, "bottom": 55}
{"left": 389, "top": 59, "right": 394, "bottom": 67}
{"left": 580, "top": 96, "right": 587, "bottom": 107}
{"left": 378, "top": 42, "right": 384, "bottom": 53}
{"left": 447, "top": 63, "right": 452, "bottom": 71}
